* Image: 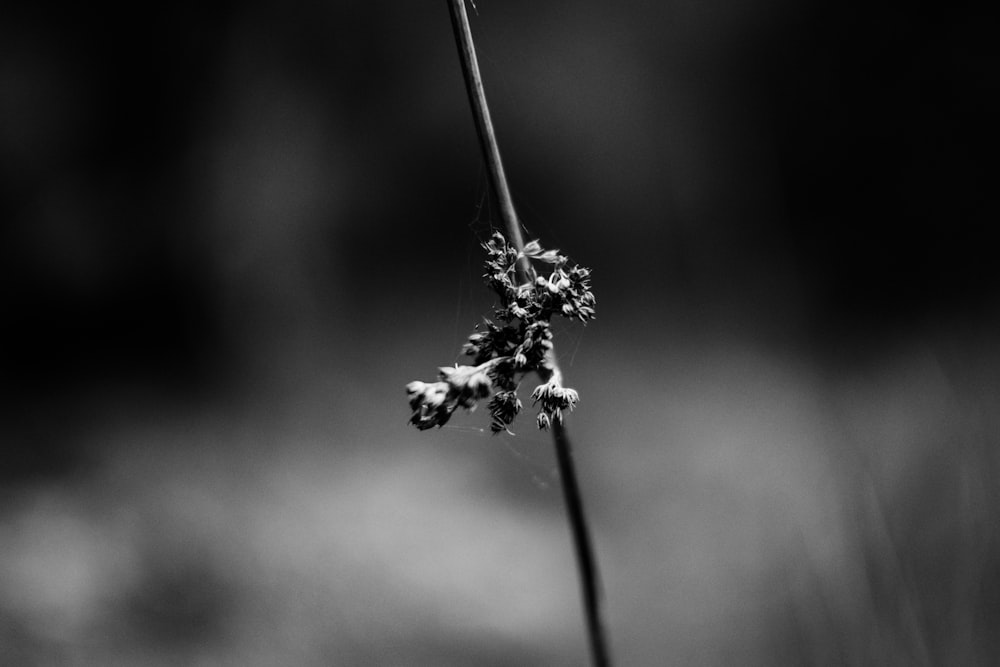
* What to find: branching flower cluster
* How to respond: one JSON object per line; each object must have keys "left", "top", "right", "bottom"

{"left": 407, "top": 232, "right": 595, "bottom": 434}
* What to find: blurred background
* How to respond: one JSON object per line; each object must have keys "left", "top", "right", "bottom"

{"left": 2, "top": 0, "right": 998, "bottom": 664}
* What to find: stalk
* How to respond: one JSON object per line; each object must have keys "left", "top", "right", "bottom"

{"left": 445, "top": 2, "right": 612, "bottom": 665}
{"left": 447, "top": 0, "right": 532, "bottom": 282}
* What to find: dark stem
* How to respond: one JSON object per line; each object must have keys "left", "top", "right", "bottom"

{"left": 446, "top": 0, "right": 531, "bottom": 281}
{"left": 446, "top": 3, "right": 612, "bottom": 665}
{"left": 552, "top": 419, "right": 612, "bottom": 667}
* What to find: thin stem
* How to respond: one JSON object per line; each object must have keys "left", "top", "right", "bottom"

{"left": 447, "top": 0, "right": 531, "bottom": 282}
{"left": 446, "top": 3, "right": 612, "bottom": 665}
{"left": 553, "top": 419, "right": 611, "bottom": 667}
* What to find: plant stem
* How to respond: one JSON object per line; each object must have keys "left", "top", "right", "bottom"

{"left": 445, "top": 3, "right": 612, "bottom": 665}
{"left": 552, "top": 419, "right": 611, "bottom": 667}
{"left": 446, "top": 0, "right": 531, "bottom": 281}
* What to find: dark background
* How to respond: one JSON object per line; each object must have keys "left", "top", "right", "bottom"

{"left": 2, "top": 1, "right": 998, "bottom": 664}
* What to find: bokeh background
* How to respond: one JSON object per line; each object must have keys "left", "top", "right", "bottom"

{"left": 2, "top": 1, "right": 998, "bottom": 664}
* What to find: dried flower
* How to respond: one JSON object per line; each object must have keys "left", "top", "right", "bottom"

{"left": 530, "top": 380, "right": 579, "bottom": 429}
{"left": 536, "top": 412, "right": 551, "bottom": 430}
{"left": 407, "top": 381, "right": 455, "bottom": 430}
{"left": 488, "top": 390, "right": 522, "bottom": 434}
{"left": 438, "top": 364, "right": 492, "bottom": 408}
{"left": 407, "top": 232, "right": 594, "bottom": 433}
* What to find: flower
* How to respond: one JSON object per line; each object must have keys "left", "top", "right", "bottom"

{"left": 438, "top": 364, "right": 492, "bottom": 408}
{"left": 531, "top": 381, "right": 579, "bottom": 412}
{"left": 521, "top": 239, "right": 563, "bottom": 264}
{"left": 407, "top": 381, "right": 456, "bottom": 430}
{"left": 407, "top": 231, "right": 593, "bottom": 433}
{"left": 488, "top": 390, "right": 522, "bottom": 434}
{"left": 530, "top": 380, "right": 579, "bottom": 430}
{"left": 536, "top": 412, "right": 551, "bottom": 430}
{"left": 405, "top": 362, "right": 501, "bottom": 430}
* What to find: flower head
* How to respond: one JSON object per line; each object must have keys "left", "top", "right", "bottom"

{"left": 407, "top": 231, "right": 593, "bottom": 433}
{"left": 407, "top": 381, "right": 455, "bottom": 430}
{"left": 488, "top": 390, "right": 522, "bottom": 434}
{"left": 530, "top": 380, "right": 579, "bottom": 430}
{"left": 438, "top": 364, "right": 492, "bottom": 408}
{"left": 405, "top": 362, "right": 500, "bottom": 430}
